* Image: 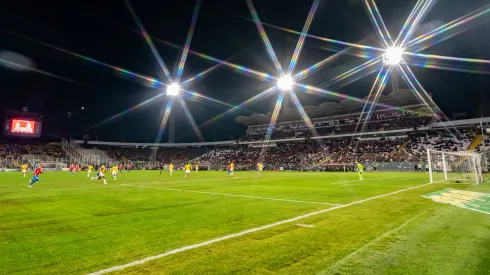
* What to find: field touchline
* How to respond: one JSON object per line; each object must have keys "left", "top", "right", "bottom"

{"left": 88, "top": 182, "right": 432, "bottom": 275}
{"left": 120, "top": 184, "right": 341, "bottom": 206}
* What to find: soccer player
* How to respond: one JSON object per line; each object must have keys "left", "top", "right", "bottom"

{"left": 159, "top": 163, "right": 164, "bottom": 175}
{"left": 69, "top": 163, "right": 75, "bottom": 176}
{"left": 257, "top": 162, "right": 264, "bottom": 176}
{"left": 126, "top": 163, "right": 131, "bottom": 172}
{"left": 21, "top": 163, "right": 28, "bottom": 178}
{"left": 355, "top": 161, "right": 364, "bottom": 180}
{"left": 229, "top": 162, "right": 235, "bottom": 178}
{"left": 184, "top": 163, "right": 191, "bottom": 179}
{"left": 226, "top": 164, "right": 231, "bottom": 176}
{"left": 87, "top": 164, "right": 93, "bottom": 177}
{"left": 168, "top": 163, "right": 174, "bottom": 176}
{"left": 195, "top": 163, "right": 199, "bottom": 172}
{"left": 373, "top": 163, "right": 377, "bottom": 172}
{"left": 75, "top": 164, "right": 80, "bottom": 174}
{"left": 91, "top": 165, "right": 107, "bottom": 185}
{"left": 111, "top": 165, "right": 118, "bottom": 181}
{"left": 28, "top": 164, "right": 43, "bottom": 187}
{"left": 119, "top": 164, "right": 123, "bottom": 174}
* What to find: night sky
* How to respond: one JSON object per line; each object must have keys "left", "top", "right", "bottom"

{"left": 1, "top": 0, "right": 489, "bottom": 143}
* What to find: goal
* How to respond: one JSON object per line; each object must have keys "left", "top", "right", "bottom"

{"left": 427, "top": 149, "right": 483, "bottom": 184}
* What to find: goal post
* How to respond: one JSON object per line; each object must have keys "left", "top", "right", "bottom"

{"left": 427, "top": 149, "right": 483, "bottom": 184}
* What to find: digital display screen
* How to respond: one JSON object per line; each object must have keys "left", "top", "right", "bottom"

{"left": 11, "top": 119, "right": 36, "bottom": 134}
{"left": 3, "top": 118, "right": 42, "bottom": 137}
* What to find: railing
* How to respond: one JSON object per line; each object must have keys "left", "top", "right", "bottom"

{"left": 0, "top": 156, "right": 69, "bottom": 169}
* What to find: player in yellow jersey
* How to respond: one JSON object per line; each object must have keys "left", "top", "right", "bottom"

{"left": 195, "top": 163, "right": 199, "bottom": 172}
{"left": 355, "top": 161, "right": 364, "bottom": 180}
{"left": 87, "top": 164, "right": 94, "bottom": 178}
{"left": 229, "top": 162, "right": 235, "bottom": 177}
{"left": 168, "top": 163, "right": 174, "bottom": 176}
{"left": 111, "top": 165, "right": 118, "bottom": 181}
{"left": 184, "top": 163, "right": 192, "bottom": 179}
{"left": 257, "top": 162, "right": 264, "bottom": 176}
{"left": 21, "top": 163, "right": 28, "bottom": 177}
{"left": 91, "top": 165, "right": 107, "bottom": 184}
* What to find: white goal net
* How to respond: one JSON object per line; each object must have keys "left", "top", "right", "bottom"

{"left": 427, "top": 149, "right": 483, "bottom": 184}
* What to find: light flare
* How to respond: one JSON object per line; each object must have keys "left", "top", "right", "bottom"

{"left": 277, "top": 75, "right": 294, "bottom": 91}
{"left": 384, "top": 47, "right": 404, "bottom": 65}
{"left": 155, "top": 99, "right": 174, "bottom": 143}
{"left": 8, "top": 31, "right": 163, "bottom": 88}
{"left": 0, "top": 57, "right": 93, "bottom": 88}
{"left": 357, "top": 67, "right": 391, "bottom": 135}
{"left": 405, "top": 52, "right": 490, "bottom": 64}
{"left": 178, "top": 97, "right": 205, "bottom": 141}
{"left": 289, "top": 91, "right": 321, "bottom": 140}
{"left": 397, "top": 63, "right": 459, "bottom": 136}
{"left": 395, "top": 0, "right": 425, "bottom": 45}
{"left": 182, "top": 90, "right": 236, "bottom": 109}
{"left": 296, "top": 83, "right": 406, "bottom": 112}
{"left": 180, "top": 45, "right": 253, "bottom": 85}
{"left": 397, "top": 0, "right": 436, "bottom": 46}
{"left": 135, "top": 32, "right": 275, "bottom": 82}
{"left": 287, "top": 0, "right": 320, "bottom": 74}
{"left": 258, "top": 92, "right": 285, "bottom": 163}
{"left": 408, "top": 60, "right": 490, "bottom": 75}
{"left": 89, "top": 93, "right": 165, "bottom": 130}
{"left": 406, "top": 4, "right": 490, "bottom": 49}
{"left": 363, "top": 0, "right": 393, "bottom": 47}
{"left": 318, "top": 58, "right": 381, "bottom": 88}
{"left": 246, "top": 0, "right": 284, "bottom": 74}
{"left": 125, "top": 0, "right": 173, "bottom": 82}
{"left": 176, "top": 0, "right": 201, "bottom": 81}
{"left": 202, "top": 87, "right": 277, "bottom": 127}
{"left": 166, "top": 83, "right": 181, "bottom": 96}
{"left": 216, "top": 7, "right": 383, "bottom": 52}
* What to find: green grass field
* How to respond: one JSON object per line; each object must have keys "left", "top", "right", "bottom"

{"left": 1, "top": 170, "right": 489, "bottom": 275}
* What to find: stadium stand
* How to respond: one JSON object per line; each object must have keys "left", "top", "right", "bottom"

{"left": 1, "top": 91, "right": 489, "bottom": 171}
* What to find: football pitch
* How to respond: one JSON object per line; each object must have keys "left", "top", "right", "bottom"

{"left": 1, "top": 171, "right": 489, "bottom": 275}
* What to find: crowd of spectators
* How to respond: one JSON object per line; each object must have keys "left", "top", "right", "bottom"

{"left": 96, "top": 146, "right": 205, "bottom": 164}
{"left": 241, "top": 114, "right": 432, "bottom": 142}
{"left": 193, "top": 137, "right": 410, "bottom": 169}
{"left": 405, "top": 134, "right": 474, "bottom": 161}
{"left": 99, "top": 146, "right": 152, "bottom": 161}
{"left": 0, "top": 143, "right": 64, "bottom": 158}
{"left": 0, "top": 129, "right": 484, "bottom": 171}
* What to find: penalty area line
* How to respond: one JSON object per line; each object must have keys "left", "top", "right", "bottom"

{"left": 121, "top": 184, "right": 341, "bottom": 206}
{"left": 87, "top": 182, "right": 432, "bottom": 275}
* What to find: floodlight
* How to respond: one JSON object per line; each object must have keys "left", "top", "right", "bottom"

{"left": 277, "top": 75, "right": 294, "bottom": 91}
{"left": 384, "top": 47, "right": 403, "bottom": 65}
{"left": 166, "top": 83, "right": 180, "bottom": 96}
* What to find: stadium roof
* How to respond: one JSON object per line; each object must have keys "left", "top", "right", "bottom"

{"left": 236, "top": 89, "right": 425, "bottom": 126}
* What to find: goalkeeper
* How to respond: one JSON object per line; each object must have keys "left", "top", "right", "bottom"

{"left": 355, "top": 161, "right": 364, "bottom": 180}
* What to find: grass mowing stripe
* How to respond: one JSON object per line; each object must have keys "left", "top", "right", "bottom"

{"left": 330, "top": 176, "right": 397, "bottom": 184}
{"left": 121, "top": 184, "right": 342, "bottom": 206}
{"left": 323, "top": 207, "right": 433, "bottom": 274}
{"left": 87, "top": 182, "right": 432, "bottom": 275}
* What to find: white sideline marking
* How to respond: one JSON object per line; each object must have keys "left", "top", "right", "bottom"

{"left": 87, "top": 182, "right": 431, "bottom": 275}
{"left": 330, "top": 176, "right": 397, "bottom": 184}
{"left": 324, "top": 208, "right": 432, "bottom": 274}
{"left": 296, "top": 223, "right": 315, "bottom": 228}
{"left": 121, "top": 184, "right": 341, "bottom": 206}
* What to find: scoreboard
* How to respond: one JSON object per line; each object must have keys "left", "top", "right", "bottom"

{"left": 3, "top": 109, "right": 42, "bottom": 138}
